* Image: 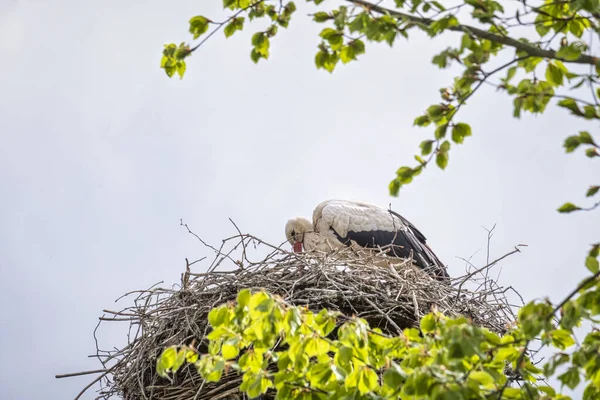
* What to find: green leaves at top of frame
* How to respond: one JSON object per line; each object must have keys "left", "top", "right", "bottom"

{"left": 534, "top": 3, "right": 592, "bottom": 39}
{"left": 250, "top": 31, "right": 270, "bottom": 63}
{"left": 320, "top": 28, "right": 344, "bottom": 51}
{"left": 223, "top": 0, "right": 255, "bottom": 10}
{"left": 512, "top": 79, "right": 554, "bottom": 118}
{"left": 563, "top": 131, "right": 598, "bottom": 153}
{"left": 315, "top": 48, "right": 339, "bottom": 73}
{"left": 465, "top": 0, "right": 504, "bottom": 24}
{"left": 436, "top": 140, "right": 451, "bottom": 170}
{"left": 587, "top": 186, "right": 600, "bottom": 198}
{"left": 340, "top": 40, "right": 366, "bottom": 64}
{"left": 189, "top": 16, "right": 210, "bottom": 39}
{"left": 224, "top": 17, "right": 245, "bottom": 38}
{"left": 451, "top": 122, "right": 472, "bottom": 144}
{"left": 428, "top": 15, "right": 459, "bottom": 37}
{"left": 557, "top": 202, "right": 581, "bottom": 213}
{"left": 161, "top": 42, "right": 191, "bottom": 79}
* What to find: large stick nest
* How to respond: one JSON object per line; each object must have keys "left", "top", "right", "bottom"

{"left": 82, "top": 231, "right": 522, "bottom": 400}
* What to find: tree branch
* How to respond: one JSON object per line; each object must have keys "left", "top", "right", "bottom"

{"left": 346, "top": 0, "right": 599, "bottom": 66}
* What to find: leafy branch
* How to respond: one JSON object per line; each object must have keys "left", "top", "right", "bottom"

{"left": 348, "top": 0, "right": 600, "bottom": 66}
{"left": 159, "top": 0, "right": 600, "bottom": 218}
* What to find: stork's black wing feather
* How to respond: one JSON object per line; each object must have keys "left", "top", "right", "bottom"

{"left": 329, "top": 228, "right": 418, "bottom": 259}
{"left": 388, "top": 209, "right": 449, "bottom": 279}
{"left": 329, "top": 208, "right": 449, "bottom": 280}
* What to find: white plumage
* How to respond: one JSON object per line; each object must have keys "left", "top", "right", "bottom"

{"left": 285, "top": 199, "right": 449, "bottom": 280}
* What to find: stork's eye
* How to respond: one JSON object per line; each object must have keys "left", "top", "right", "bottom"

{"left": 290, "top": 230, "right": 296, "bottom": 238}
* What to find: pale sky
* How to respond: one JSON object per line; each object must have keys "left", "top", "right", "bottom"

{"left": 1, "top": 1, "right": 598, "bottom": 398}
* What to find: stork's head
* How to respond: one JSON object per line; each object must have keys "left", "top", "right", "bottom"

{"left": 285, "top": 217, "right": 313, "bottom": 253}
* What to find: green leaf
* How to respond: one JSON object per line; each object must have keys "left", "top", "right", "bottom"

{"left": 563, "top": 135, "right": 581, "bottom": 153}
{"left": 469, "top": 371, "right": 495, "bottom": 389}
{"left": 173, "top": 348, "right": 186, "bottom": 371}
{"left": 544, "top": 353, "right": 571, "bottom": 377}
{"left": 558, "top": 366, "right": 581, "bottom": 390}
{"left": 176, "top": 61, "right": 186, "bottom": 79}
{"left": 558, "top": 98, "right": 584, "bottom": 116}
{"left": 429, "top": 15, "right": 459, "bottom": 36}
{"left": 340, "top": 45, "right": 356, "bottom": 64}
{"left": 495, "top": 346, "right": 519, "bottom": 362}
{"left": 569, "top": 19, "right": 585, "bottom": 38}
{"left": 587, "top": 186, "right": 600, "bottom": 197}
{"left": 557, "top": 202, "right": 581, "bottom": 213}
{"left": 252, "top": 32, "right": 270, "bottom": 56}
{"left": 189, "top": 16, "right": 210, "bottom": 39}
{"left": 315, "top": 50, "right": 327, "bottom": 69}
{"left": 350, "top": 39, "right": 365, "bottom": 56}
{"left": 383, "top": 367, "right": 404, "bottom": 389}
{"left": 315, "top": 49, "right": 339, "bottom": 73}
{"left": 251, "top": 48, "right": 262, "bottom": 63}
{"left": 579, "top": 131, "right": 595, "bottom": 144}
{"left": 304, "top": 335, "right": 330, "bottom": 357}
{"left": 451, "top": 122, "right": 472, "bottom": 144}
{"left": 389, "top": 179, "right": 401, "bottom": 196}
{"left": 420, "top": 140, "right": 434, "bottom": 156}
{"left": 435, "top": 124, "right": 448, "bottom": 139}
{"left": 557, "top": 43, "right": 582, "bottom": 61}
{"left": 284, "top": 1, "right": 296, "bottom": 15}
{"left": 237, "top": 288, "right": 251, "bottom": 308}
{"left": 586, "top": 148, "right": 599, "bottom": 158}
{"left": 590, "top": 244, "right": 600, "bottom": 258}
{"left": 356, "top": 366, "right": 378, "bottom": 394}
{"left": 506, "top": 66, "right": 517, "bottom": 81}
{"left": 549, "top": 329, "right": 576, "bottom": 349}
{"left": 583, "top": 105, "right": 599, "bottom": 119}
{"left": 560, "top": 300, "right": 583, "bottom": 330}
{"left": 436, "top": 151, "right": 449, "bottom": 170}
{"left": 420, "top": 314, "right": 436, "bottom": 334}
{"left": 319, "top": 28, "right": 343, "bottom": 50}
{"left": 222, "top": 343, "right": 239, "bottom": 360}
{"left": 426, "top": 104, "right": 446, "bottom": 122}
{"left": 185, "top": 349, "right": 198, "bottom": 363}
{"left": 545, "top": 62, "right": 564, "bottom": 86}
{"left": 156, "top": 346, "right": 178, "bottom": 377}
{"left": 313, "top": 12, "right": 330, "bottom": 22}
{"left": 396, "top": 166, "right": 415, "bottom": 184}
{"left": 208, "top": 305, "right": 231, "bottom": 327}
{"left": 413, "top": 115, "right": 430, "bottom": 127}
{"left": 432, "top": 52, "right": 449, "bottom": 68}
{"left": 536, "top": 20, "right": 551, "bottom": 37}
{"left": 586, "top": 256, "right": 599, "bottom": 273}
{"left": 224, "top": 17, "right": 244, "bottom": 38}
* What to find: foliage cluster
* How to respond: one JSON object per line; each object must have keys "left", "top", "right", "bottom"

{"left": 158, "top": 243, "right": 600, "bottom": 399}
{"left": 160, "top": 0, "right": 598, "bottom": 212}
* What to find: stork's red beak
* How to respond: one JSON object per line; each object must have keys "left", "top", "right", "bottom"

{"left": 293, "top": 241, "right": 303, "bottom": 253}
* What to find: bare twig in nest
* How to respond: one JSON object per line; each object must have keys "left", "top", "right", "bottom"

{"left": 60, "top": 228, "right": 522, "bottom": 400}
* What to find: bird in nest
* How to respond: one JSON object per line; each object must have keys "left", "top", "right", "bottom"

{"left": 285, "top": 199, "right": 450, "bottom": 281}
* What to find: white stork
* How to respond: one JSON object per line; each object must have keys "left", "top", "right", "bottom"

{"left": 284, "top": 199, "right": 449, "bottom": 280}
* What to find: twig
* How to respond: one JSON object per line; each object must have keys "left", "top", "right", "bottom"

{"left": 347, "top": 0, "right": 600, "bottom": 66}
{"left": 55, "top": 369, "right": 108, "bottom": 379}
